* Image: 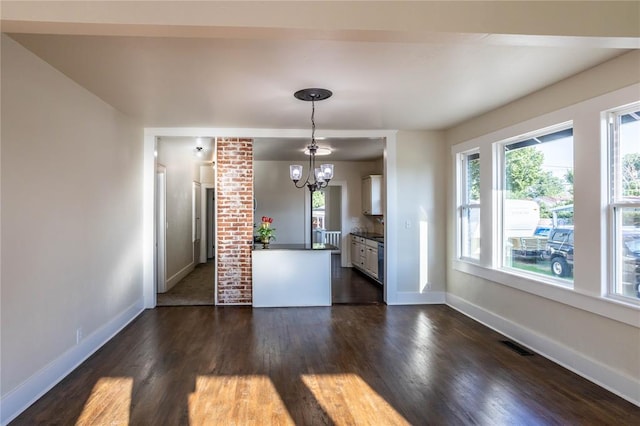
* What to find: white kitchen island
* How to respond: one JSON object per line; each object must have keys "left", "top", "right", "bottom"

{"left": 252, "top": 243, "right": 335, "bottom": 307}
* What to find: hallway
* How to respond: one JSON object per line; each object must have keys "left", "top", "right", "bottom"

{"left": 157, "top": 261, "right": 215, "bottom": 306}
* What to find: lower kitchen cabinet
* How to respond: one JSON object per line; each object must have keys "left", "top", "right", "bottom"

{"left": 351, "top": 234, "right": 382, "bottom": 284}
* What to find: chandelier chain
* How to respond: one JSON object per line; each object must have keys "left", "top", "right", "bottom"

{"left": 311, "top": 98, "right": 316, "bottom": 146}
{"left": 289, "top": 88, "right": 333, "bottom": 193}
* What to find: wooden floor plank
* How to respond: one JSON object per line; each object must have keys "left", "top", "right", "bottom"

{"left": 10, "top": 305, "right": 640, "bottom": 425}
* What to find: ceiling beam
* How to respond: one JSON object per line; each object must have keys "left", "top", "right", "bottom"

{"left": 2, "top": 1, "right": 639, "bottom": 43}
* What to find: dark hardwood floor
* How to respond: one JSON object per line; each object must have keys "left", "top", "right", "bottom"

{"left": 11, "top": 305, "right": 639, "bottom": 425}
{"left": 331, "top": 254, "right": 383, "bottom": 304}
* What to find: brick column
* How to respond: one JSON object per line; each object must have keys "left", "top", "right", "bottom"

{"left": 216, "top": 138, "right": 253, "bottom": 304}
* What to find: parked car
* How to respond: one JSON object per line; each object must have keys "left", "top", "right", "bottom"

{"left": 546, "top": 227, "right": 574, "bottom": 278}
{"left": 622, "top": 233, "right": 640, "bottom": 298}
{"left": 546, "top": 228, "right": 640, "bottom": 295}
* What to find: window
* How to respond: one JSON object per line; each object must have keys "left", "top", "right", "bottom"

{"left": 459, "top": 151, "right": 480, "bottom": 261}
{"left": 608, "top": 104, "right": 640, "bottom": 301}
{"left": 312, "top": 190, "right": 326, "bottom": 229}
{"left": 501, "top": 126, "right": 574, "bottom": 284}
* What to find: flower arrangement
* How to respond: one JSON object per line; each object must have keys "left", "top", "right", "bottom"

{"left": 256, "top": 216, "right": 276, "bottom": 244}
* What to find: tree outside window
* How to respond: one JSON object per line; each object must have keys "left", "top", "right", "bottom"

{"left": 502, "top": 127, "right": 574, "bottom": 283}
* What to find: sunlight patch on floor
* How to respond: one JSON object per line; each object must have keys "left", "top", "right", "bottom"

{"left": 188, "top": 375, "right": 294, "bottom": 425}
{"left": 301, "top": 373, "right": 410, "bottom": 425}
{"left": 76, "top": 377, "right": 133, "bottom": 426}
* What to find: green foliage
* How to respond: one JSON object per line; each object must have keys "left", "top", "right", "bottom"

{"left": 312, "top": 190, "right": 325, "bottom": 209}
{"left": 505, "top": 147, "right": 566, "bottom": 199}
{"left": 564, "top": 169, "right": 574, "bottom": 185}
{"left": 622, "top": 153, "right": 640, "bottom": 197}
{"left": 256, "top": 223, "right": 276, "bottom": 242}
{"left": 467, "top": 157, "right": 480, "bottom": 201}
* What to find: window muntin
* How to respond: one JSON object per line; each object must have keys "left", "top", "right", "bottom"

{"left": 609, "top": 106, "right": 640, "bottom": 301}
{"left": 459, "top": 151, "right": 480, "bottom": 261}
{"left": 501, "top": 126, "right": 574, "bottom": 284}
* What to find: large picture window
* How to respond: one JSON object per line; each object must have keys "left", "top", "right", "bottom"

{"left": 501, "top": 126, "right": 574, "bottom": 284}
{"left": 459, "top": 151, "right": 480, "bottom": 261}
{"left": 608, "top": 105, "right": 640, "bottom": 301}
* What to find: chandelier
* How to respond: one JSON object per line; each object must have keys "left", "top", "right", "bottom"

{"left": 289, "top": 88, "right": 334, "bottom": 192}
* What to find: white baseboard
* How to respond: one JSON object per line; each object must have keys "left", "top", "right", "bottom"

{"left": 163, "top": 261, "right": 194, "bottom": 292}
{"left": 0, "top": 301, "right": 145, "bottom": 426}
{"left": 446, "top": 293, "right": 640, "bottom": 407}
{"left": 391, "top": 290, "right": 446, "bottom": 305}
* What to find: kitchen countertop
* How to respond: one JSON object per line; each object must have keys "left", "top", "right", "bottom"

{"left": 253, "top": 243, "right": 338, "bottom": 251}
{"left": 350, "top": 232, "right": 384, "bottom": 243}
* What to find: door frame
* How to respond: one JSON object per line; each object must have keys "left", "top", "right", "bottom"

{"left": 200, "top": 183, "right": 215, "bottom": 263}
{"left": 155, "top": 164, "right": 167, "bottom": 297}
{"left": 304, "top": 180, "right": 349, "bottom": 266}
{"left": 143, "top": 129, "right": 398, "bottom": 308}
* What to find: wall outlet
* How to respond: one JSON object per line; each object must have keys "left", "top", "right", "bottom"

{"left": 76, "top": 328, "right": 83, "bottom": 344}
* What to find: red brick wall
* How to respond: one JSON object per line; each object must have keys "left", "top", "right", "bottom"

{"left": 216, "top": 138, "right": 253, "bottom": 304}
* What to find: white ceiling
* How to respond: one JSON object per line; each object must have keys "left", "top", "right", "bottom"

{"left": 8, "top": 33, "right": 627, "bottom": 131}
{"left": 3, "top": 2, "right": 638, "bottom": 159}
{"left": 254, "top": 137, "right": 383, "bottom": 161}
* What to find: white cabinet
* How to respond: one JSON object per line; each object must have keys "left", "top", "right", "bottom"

{"left": 351, "top": 235, "right": 365, "bottom": 269}
{"left": 362, "top": 175, "right": 382, "bottom": 215}
{"left": 351, "top": 234, "right": 381, "bottom": 283}
{"left": 364, "top": 239, "right": 378, "bottom": 279}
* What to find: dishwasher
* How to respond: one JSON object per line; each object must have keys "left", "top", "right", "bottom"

{"left": 377, "top": 242, "right": 384, "bottom": 283}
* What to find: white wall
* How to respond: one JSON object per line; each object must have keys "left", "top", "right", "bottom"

{"left": 445, "top": 50, "right": 640, "bottom": 404}
{"left": 1, "top": 35, "right": 144, "bottom": 422}
{"left": 253, "top": 160, "right": 381, "bottom": 244}
{"left": 156, "top": 137, "right": 202, "bottom": 287}
{"left": 393, "top": 131, "right": 447, "bottom": 302}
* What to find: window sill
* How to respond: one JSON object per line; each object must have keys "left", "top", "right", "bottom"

{"left": 453, "top": 259, "right": 640, "bottom": 328}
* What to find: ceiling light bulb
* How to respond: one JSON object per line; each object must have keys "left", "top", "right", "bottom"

{"left": 304, "top": 147, "right": 332, "bottom": 156}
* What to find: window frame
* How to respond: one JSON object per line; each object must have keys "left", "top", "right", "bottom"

{"left": 457, "top": 149, "right": 481, "bottom": 263}
{"left": 496, "top": 122, "right": 574, "bottom": 287}
{"left": 607, "top": 103, "right": 640, "bottom": 304}
{"left": 450, "top": 83, "right": 640, "bottom": 328}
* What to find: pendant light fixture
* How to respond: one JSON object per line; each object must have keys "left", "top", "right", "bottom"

{"left": 290, "top": 88, "right": 334, "bottom": 192}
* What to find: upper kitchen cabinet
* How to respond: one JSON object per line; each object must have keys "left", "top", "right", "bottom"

{"left": 362, "top": 175, "right": 382, "bottom": 216}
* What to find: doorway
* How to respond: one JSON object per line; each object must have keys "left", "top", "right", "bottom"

{"left": 306, "top": 182, "right": 382, "bottom": 304}
{"left": 154, "top": 137, "right": 216, "bottom": 306}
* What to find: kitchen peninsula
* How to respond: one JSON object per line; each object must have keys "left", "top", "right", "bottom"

{"left": 252, "top": 243, "right": 336, "bottom": 307}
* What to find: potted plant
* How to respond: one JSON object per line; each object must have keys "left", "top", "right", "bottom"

{"left": 256, "top": 216, "right": 276, "bottom": 247}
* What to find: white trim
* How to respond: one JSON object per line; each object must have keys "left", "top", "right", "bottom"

{"left": 384, "top": 133, "right": 398, "bottom": 304}
{"left": 155, "top": 165, "right": 167, "bottom": 293}
{"left": 164, "top": 261, "right": 195, "bottom": 292}
{"left": 143, "top": 128, "right": 398, "bottom": 307}
{"left": 143, "top": 134, "right": 157, "bottom": 309}
{"left": 0, "top": 302, "right": 144, "bottom": 426}
{"left": 392, "top": 290, "right": 446, "bottom": 305}
{"left": 200, "top": 183, "right": 215, "bottom": 263}
{"left": 446, "top": 293, "right": 640, "bottom": 407}
{"left": 145, "top": 128, "right": 394, "bottom": 139}
{"left": 453, "top": 260, "right": 639, "bottom": 327}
